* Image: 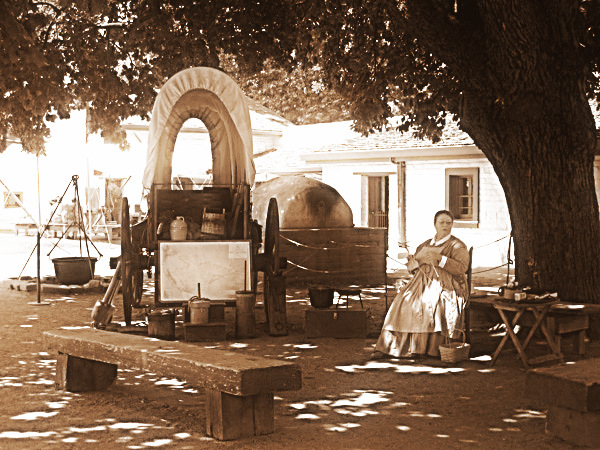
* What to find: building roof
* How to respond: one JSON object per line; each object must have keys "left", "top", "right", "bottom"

{"left": 315, "top": 118, "right": 474, "bottom": 154}
{"left": 253, "top": 121, "right": 360, "bottom": 179}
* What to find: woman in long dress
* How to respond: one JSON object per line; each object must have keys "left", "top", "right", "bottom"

{"left": 375, "top": 210, "right": 470, "bottom": 358}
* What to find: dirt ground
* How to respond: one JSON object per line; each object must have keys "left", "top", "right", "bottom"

{"left": 0, "top": 234, "right": 595, "bottom": 449}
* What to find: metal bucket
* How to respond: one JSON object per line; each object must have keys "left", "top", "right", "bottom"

{"left": 308, "top": 287, "right": 334, "bottom": 309}
{"left": 235, "top": 290, "right": 255, "bottom": 338}
{"left": 52, "top": 257, "right": 97, "bottom": 285}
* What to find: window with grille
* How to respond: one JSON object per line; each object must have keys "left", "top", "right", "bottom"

{"left": 367, "top": 176, "right": 389, "bottom": 228}
{"left": 446, "top": 168, "right": 479, "bottom": 225}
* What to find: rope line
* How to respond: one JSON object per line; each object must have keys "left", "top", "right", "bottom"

{"left": 280, "top": 234, "right": 373, "bottom": 249}
{"left": 387, "top": 255, "right": 404, "bottom": 265}
{"left": 474, "top": 234, "right": 510, "bottom": 249}
{"left": 472, "top": 263, "right": 510, "bottom": 274}
{"left": 286, "top": 259, "right": 353, "bottom": 274}
{"left": 400, "top": 234, "right": 510, "bottom": 252}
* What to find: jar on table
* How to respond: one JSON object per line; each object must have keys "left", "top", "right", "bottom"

{"left": 170, "top": 216, "right": 188, "bottom": 241}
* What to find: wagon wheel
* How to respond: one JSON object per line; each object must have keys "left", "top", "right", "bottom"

{"left": 121, "top": 197, "right": 136, "bottom": 326}
{"left": 264, "top": 197, "right": 281, "bottom": 277}
{"left": 263, "top": 198, "right": 287, "bottom": 335}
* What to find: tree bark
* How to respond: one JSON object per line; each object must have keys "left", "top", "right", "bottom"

{"left": 462, "top": 84, "right": 600, "bottom": 335}
{"left": 473, "top": 109, "right": 600, "bottom": 303}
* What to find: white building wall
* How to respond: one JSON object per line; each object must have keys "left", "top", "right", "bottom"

{"left": 321, "top": 165, "right": 362, "bottom": 226}
{"left": 315, "top": 155, "right": 514, "bottom": 270}
{"left": 402, "top": 157, "right": 511, "bottom": 268}
{"left": 0, "top": 111, "right": 285, "bottom": 231}
{"left": 321, "top": 162, "right": 400, "bottom": 269}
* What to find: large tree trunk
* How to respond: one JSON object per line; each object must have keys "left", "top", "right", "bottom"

{"left": 398, "top": 2, "right": 600, "bottom": 332}
{"left": 454, "top": 5, "right": 600, "bottom": 334}
{"left": 462, "top": 84, "right": 600, "bottom": 335}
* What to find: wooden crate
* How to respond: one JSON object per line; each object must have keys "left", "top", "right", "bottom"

{"left": 279, "top": 227, "right": 386, "bottom": 286}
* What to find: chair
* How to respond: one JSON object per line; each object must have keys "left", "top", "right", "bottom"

{"left": 464, "top": 247, "right": 474, "bottom": 344}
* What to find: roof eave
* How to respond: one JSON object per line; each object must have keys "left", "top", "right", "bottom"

{"left": 301, "top": 145, "right": 484, "bottom": 164}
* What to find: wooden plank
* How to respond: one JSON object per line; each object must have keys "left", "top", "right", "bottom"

{"left": 555, "top": 315, "right": 588, "bottom": 334}
{"left": 304, "top": 310, "right": 368, "bottom": 338}
{"left": 44, "top": 328, "right": 301, "bottom": 396}
{"left": 206, "top": 389, "right": 254, "bottom": 440}
{"left": 547, "top": 406, "right": 600, "bottom": 447}
{"left": 280, "top": 227, "right": 386, "bottom": 286}
{"left": 550, "top": 303, "right": 600, "bottom": 314}
{"left": 205, "top": 389, "right": 273, "bottom": 440}
{"left": 253, "top": 392, "right": 275, "bottom": 435}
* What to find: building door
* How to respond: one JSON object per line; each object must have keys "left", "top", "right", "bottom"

{"left": 368, "top": 176, "right": 389, "bottom": 228}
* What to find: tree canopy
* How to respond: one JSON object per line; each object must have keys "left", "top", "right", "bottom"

{"left": 0, "top": 0, "right": 352, "bottom": 153}
{"left": 4, "top": 0, "right": 600, "bottom": 306}
{"left": 5, "top": 1, "right": 600, "bottom": 148}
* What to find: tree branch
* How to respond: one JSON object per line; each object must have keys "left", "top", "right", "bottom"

{"left": 384, "top": 0, "right": 485, "bottom": 84}
{"left": 33, "top": 1, "right": 62, "bottom": 15}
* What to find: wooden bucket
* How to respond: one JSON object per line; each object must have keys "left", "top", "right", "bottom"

{"left": 201, "top": 208, "right": 226, "bottom": 236}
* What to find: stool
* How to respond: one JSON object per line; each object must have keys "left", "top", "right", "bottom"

{"left": 334, "top": 288, "right": 363, "bottom": 309}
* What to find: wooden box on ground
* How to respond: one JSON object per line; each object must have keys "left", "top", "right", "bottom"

{"left": 546, "top": 405, "right": 600, "bottom": 448}
{"left": 526, "top": 358, "right": 600, "bottom": 412}
{"left": 304, "top": 309, "right": 367, "bottom": 338}
{"left": 280, "top": 227, "right": 386, "bottom": 286}
{"left": 526, "top": 358, "right": 600, "bottom": 447}
{"left": 44, "top": 328, "right": 301, "bottom": 440}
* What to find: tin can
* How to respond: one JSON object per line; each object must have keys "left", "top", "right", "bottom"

{"left": 514, "top": 292, "right": 527, "bottom": 302}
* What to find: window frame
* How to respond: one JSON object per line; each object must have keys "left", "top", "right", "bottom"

{"left": 445, "top": 167, "right": 479, "bottom": 228}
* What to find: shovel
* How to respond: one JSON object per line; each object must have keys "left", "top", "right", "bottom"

{"left": 91, "top": 260, "right": 121, "bottom": 328}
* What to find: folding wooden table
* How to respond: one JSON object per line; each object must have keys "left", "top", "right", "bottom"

{"left": 489, "top": 297, "right": 563, "bottom": 368}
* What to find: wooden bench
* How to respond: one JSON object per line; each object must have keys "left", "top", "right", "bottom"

{"left": 43, "top": 328, "right": 302, "bottom": 440}
{"left": 547, "top": 303, "right": 600, "bottom": 355}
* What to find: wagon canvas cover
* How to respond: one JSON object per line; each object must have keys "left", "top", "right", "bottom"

{"left": 142, "top": 67, "right": 255, "bottom": 189}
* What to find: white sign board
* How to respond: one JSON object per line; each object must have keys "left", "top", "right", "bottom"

{"left": 159, "top": 240, "right": 252, "bottom": 302}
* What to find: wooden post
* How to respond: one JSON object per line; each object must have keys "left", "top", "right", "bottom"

{"left": 37, "top": 231, "right": 41, "bottom": 304}
{"left": 396, "top": 161, "right": 407, "bottom": 246}
{"left": 55, "top": 353, "right": 117, "bottom": 392}
{"left": 205, "top": 389, "right": 274, "bottom": 440}
{"left": 265, "top": 274, "right": 287, "bottom": 336}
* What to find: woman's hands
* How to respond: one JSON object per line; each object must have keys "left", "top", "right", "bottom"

{"left": 406, "top": 254, "right": 419, "bottom": 273}
{"left": 415, "top": 247, "right": 442, "bottom": 266}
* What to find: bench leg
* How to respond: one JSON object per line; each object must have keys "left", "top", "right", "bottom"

{"left": 56, "top": 353, "right": 117, "bottom": 392}
{"left": 577, "top": 330, "right": 586, "bottom": 355}
{"left": 205, "top": 389, "right": 274, "bottom": 440}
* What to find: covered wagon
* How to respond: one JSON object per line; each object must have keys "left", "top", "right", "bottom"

{"left": 117, "top": 67, "right": 287, "bottom": 334}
